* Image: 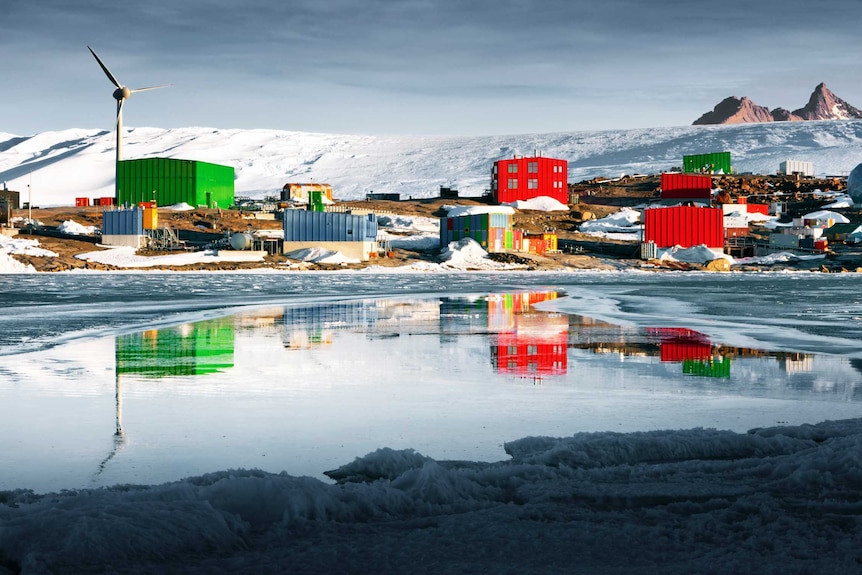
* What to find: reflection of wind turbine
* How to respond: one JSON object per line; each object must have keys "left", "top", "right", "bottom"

{"left": 87, "top": 46, "right": 170, "bottom": 163}
{"left": 93, "top": 369, "right": 127, "bottom": 483}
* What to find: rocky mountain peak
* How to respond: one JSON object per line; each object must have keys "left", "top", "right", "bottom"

{"left": 693, "top": 84, "right": 862, "bottom": 125}
{"left": 693, "top": 96, "right": 773, "bottom": 125}
{"left": 791, "top": 82, "right": 862, "bottom": 120}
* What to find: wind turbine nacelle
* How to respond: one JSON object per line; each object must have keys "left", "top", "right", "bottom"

{"left": 113, "top": 86, "right": 131, "bottom": 101}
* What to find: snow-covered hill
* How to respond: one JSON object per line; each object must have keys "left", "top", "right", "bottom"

{"left": 2, "top": 121, "right": 862, "bottom": 207}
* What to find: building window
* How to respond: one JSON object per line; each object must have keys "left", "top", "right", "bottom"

{"left": 528, "top": 179, "right": 538, "bottom": 189}
{"left": 528, "top": 161, "right": 538, "bottom": 173}
{"left": 508, "top": 164, "right": 518, "bottom": 174}
{"left": 493, "top": 165, "right": 498, "bottom": 174}
{"left": 508, "top": 179, "right": 518, "bottom": 189}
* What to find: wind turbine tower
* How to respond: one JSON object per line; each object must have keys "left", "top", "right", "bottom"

{"left": 88, "top": 46, "right": 170, "bottom": 164}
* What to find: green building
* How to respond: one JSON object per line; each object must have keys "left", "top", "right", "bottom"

{"left": 683, "top": 152, "right": 732, "bottom": 175}
{"left": 116, "top": 158, "right": 235, "bottom": 208}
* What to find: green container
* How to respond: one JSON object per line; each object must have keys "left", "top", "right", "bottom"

{"left": 309, "top": 190, "right": 325, "bottom": 212}
{"left": 116, "top": 158, "right": 235, "bottom": 208}
{"left": 683, "top": 152, "right": 731, "bottom": 175}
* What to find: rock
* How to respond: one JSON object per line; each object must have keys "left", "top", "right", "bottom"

{"left": 705, "top": 258, "right": 730, "bottom": 272}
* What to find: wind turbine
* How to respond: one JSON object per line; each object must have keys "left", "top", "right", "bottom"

{"left": 88, "top": 46, "right": 170, "bottom": 163}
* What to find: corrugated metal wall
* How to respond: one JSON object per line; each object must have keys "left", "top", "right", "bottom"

{"left": 195, "top": 161, "right": 235, "bottom": 208}
{"left": 491, "top": 157, "right": 568, "bottom": 204}
{"left": 643, "top": 206, "right": 723, "bottom": 248}
{"left": 116, "top": 158, "right": 234, "bottom": 208}
{"left": 683, "top": 152, "right": 732, "bottom": 174}
{"left": 282, "top": 210, "right": 378, "bottom": 242}
{"left": 440, "top": 212, "right": 513, "bottom": 251}
{"left": 661, "top": 173, "right": 712, "bottom": 194}
{"left": 102, "top": 207, "right": 144, "bottom": 236}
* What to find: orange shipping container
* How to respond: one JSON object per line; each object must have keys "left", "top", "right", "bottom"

{"left": 75, "top": 197, "right": 90, "bottom": 207}
{"left": 725, "top": 227, "right": 750, "bottom": 238}
{"left": 143, "top": 206, "right": 158, "bottom": 230}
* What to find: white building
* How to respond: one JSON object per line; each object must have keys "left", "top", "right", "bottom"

{"left": 779, "top": 160, "right": 814, "bottom": 177}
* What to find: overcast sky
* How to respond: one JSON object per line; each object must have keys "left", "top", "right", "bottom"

{"left": 2, "top": 0, "right": 861, "bottom": 137}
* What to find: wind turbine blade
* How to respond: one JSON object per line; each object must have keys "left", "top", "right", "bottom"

{"left": 130, "top": 84, "right": 173, "bottom": 93}
{"left": 88, "top": 46, "right": 122, "bottom": 89}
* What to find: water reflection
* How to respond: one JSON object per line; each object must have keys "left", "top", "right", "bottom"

{"left": 116, "top": 317, "right": 235, "bottom": 377}
{"left": 109, "top": 292, "right": 856, "bottom": 395}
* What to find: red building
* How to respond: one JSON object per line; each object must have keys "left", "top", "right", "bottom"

{"left": 491, "top": 156, "right": 568, "bottom": 204}
{"left": 643, "top": 206, "right": 724, "bottom": 249}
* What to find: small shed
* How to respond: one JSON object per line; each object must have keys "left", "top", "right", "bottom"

{"left": 282, "top": 209, "right": 379, "bottom": 261}
{"left": 102, "top": 206, "right": 145, "bottom": 248}
{"left": 824, "top": 223, "right": 862, "bottom": 242}
{"left": 440, "top": 207, "right": 515, "bottom": 253}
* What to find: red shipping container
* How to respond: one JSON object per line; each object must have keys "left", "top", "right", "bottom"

{"left": 747, "top": 203, "right": 769, "bottom": 215}
{"left": 74, "top": 197, "right": 90, "bottom": 207}
{"left": 661, "top": 173, "right": 712, "bottom": 200}
{"left": 643, "top": 206, "right": 724, "bottom": 248}
{"left": 814, "top": 239, "right": 828, "bottom": 251}
{"left": 98, "top": 197, "right": 115, "bottom": 206}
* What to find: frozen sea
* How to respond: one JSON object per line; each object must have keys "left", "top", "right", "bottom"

{"left": 1, "top": 271, "right": 861, "bottom": 574}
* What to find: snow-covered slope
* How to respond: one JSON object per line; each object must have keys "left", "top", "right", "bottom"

{"left": 2, "top": 121, "right": 862, "bottom": 207}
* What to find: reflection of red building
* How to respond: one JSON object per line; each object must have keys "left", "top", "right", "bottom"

{"left": 646, "top": 328, "right": 712, "bottom": 362}
{"left": 646, "top": 327, "right": 730, "bottom": 377}
{"left": 489, "top": 293, "right": 568, "bottom": 375}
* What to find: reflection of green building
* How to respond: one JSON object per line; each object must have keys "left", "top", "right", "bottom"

{"left": 116, "top": 318, "right": 235, "bottom": 377}
{"left": 683, "top": 357, "right": 731, "bottom": 378}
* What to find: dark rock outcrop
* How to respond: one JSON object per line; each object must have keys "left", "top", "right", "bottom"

{"left": 770, "top": 107, "right": 803, "bottom": 122}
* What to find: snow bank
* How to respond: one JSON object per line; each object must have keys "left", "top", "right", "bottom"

{"left": 443, "top": 205, "right": 515, "bottom": 218}
{"left": 502, "top": 196, "right": 569, "bottom": 211}
{"left": 658, "top": 245, "right": 733, "bottom": 265}
{"left": 0, "top": 418, "right": 860, "bottom": 573}
{"left": 386, "top": 233, "right": 439, "bottom": 251}
{"left": 0, "top": 235, "right": 58, "bottom": 257}
{"left": 803, "top": 210, "right": 850, "bottom": 224}
{"left": 0, "top": 234, "right": 57, "bottom": 273}
{"left": 578, "top": 207, "right": 642, "bottom": 238}
{"left": 439, "top": 238, "right": 525, "bottom": 271}
{"left": 821, "top": 194, "right": 854, "bottom": 209}
{"left": 164, "top": 202, "right": 195, "bottom": 211}
{"left": 377, "top": 214, "right": 439, "bottom": 234}
{"left": 57, "top": 219, "right": 96, "bottom": 235}
{"left": 0, "top": 251, "right": 36, "bottom": 273}
{"left": 285, "top": 247, "right": 359, "bottom": 265}
{"left": 75, "top": 246, "right": 266, "bottom": 268}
